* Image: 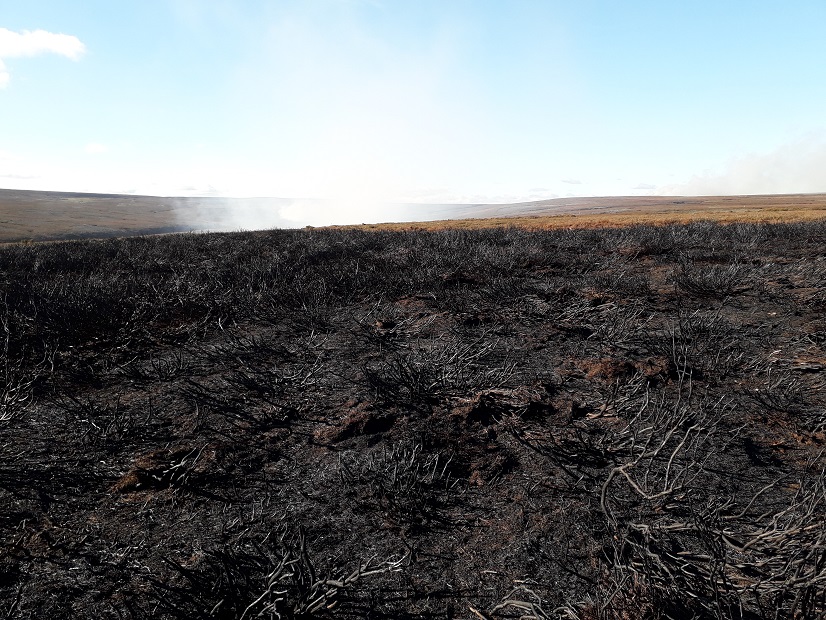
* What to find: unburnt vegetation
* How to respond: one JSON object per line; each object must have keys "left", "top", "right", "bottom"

{"left": 1, "top": 220, "right": 826, "bottom": 618}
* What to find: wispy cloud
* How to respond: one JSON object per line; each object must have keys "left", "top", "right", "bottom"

{"left": 0, "top": 27, "right": 86, "bottom": 87}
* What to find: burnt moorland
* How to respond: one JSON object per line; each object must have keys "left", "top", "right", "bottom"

{"left": 1, "top": 221, "right": 825, "bottom": 618}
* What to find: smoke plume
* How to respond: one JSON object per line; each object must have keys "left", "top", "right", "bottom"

{"left": 667, "top": 134, "right": 826, "bottom": 196}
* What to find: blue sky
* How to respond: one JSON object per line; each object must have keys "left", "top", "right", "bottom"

{"left": 2, "top": 1, "right": 826, "bottom": 219}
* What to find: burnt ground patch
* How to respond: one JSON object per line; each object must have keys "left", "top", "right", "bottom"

{"left": 1, "top": 221, "right": 826, "bottom": 618}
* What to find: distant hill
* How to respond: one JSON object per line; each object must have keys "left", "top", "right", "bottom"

{"left": 3, "top": 188, "right": 826, "bottom": 243}
{"left": 0, "top": 189, "right": 295, "bottom": 243}
{"left": 428, "top": 193, "right": 826, "bottom": 219}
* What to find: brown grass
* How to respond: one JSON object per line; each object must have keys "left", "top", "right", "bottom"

{"left": 341, "top": 194, "right": 826, "bottom": 231}
{"left": 3, "top": 188, "right": 826, "bottom": 243}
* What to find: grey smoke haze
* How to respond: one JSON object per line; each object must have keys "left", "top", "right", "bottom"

{"left": 169, "top": 196, "right": 448, "bottom": 231}
{"left": 164, "top": 131, "right": 826, "bottom": 233}
{"left": 169, "top": 197, "right": 290, "bottom": 231}
{"left": 667, "top": 134, "right": 826, "bottom": 196}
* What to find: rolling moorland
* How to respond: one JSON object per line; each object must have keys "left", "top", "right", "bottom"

{"left": 1, "top": 206, "right": 826, "bottom": 618}
{"left": 4, "top": 188, "right": 826, "bottom": 243}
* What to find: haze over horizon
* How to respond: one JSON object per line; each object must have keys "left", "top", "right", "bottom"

{"left": 2, "top": 1, "right": 826, "bottom": 227}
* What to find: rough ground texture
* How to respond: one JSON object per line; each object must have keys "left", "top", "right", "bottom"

{"left": 5, "top": 188, "right": 826, "bottom": 243}
{"left": 1, "top": 222, "right": 825, "bottom": 619}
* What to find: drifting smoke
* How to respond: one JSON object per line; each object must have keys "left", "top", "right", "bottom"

{"left": 274, "top": 198, "right": 417, "bottom": 228}
{"left": 667, "top": 134, "right": 826, "bottom": 196}
{"left": 169, "top": 195, "right": 424, "bottom": 232}
{"left": 160, "top": 1, "right": 484, "bottom": 230}
{"left": 169, "top": 197, "right": 293, "bottom": 231}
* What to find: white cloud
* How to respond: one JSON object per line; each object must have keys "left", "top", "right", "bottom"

{"left": 84, "top": 143, "right": 108, "bottom": 154}
{"left": 0, "top": 28, "right": 85, "bottom": 59}
{"left": 0, "top": 27, "right": 85, "bottom": 87}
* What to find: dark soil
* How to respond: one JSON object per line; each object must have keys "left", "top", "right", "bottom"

{"left": 1, "top": 221, "right": 825, "bottom": 618}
